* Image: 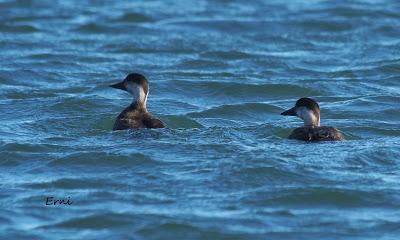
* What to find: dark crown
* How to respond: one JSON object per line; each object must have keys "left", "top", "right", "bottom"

{"left": 124, "top": 73, "right": 149, "bottom": 93}
{"left": 125, "top": 73, "right": 147, "bottom": 84}
{"left": 296, "top": 98, "right": 320, "bottom": 112}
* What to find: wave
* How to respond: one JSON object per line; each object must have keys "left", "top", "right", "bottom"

{"left": 187, "top": 102, "right": 281, "bottom": 119}
{"left": 158, "top": 81, "right": 323, "bottom": 99}
{"left": 0, "top": 24, "right": 39, "bottom": 33}
{"left": 48, "top": 152, "right": 158, "bottom": 167}
{"left": 114, "top": 12, "right": 154, "bottom": 23}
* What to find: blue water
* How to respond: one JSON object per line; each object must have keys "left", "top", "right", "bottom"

{"left": 1, "top": 0, "right": 400, "bottom": 239}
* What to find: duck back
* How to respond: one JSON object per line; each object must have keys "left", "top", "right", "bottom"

{"left": 113, "top": 106, "right": 165, "bottom": 130}
{"left": 288, "top": 126, "right": 344, "bottom": 141}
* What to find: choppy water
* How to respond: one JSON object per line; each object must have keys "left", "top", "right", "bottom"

{"left": 1, "top": 0, "right": 400, "bottom": 239}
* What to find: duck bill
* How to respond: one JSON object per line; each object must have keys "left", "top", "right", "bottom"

{"left": 281, "top": 107, "right": 297, "bottom": 116}
{"left": 109, "top": 81, "right": 126, "bottom": 91}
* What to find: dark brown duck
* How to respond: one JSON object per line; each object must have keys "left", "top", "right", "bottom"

{"left": 110, "top": 73, "right": 165, "bottom": 130}
{"left": 281, "top": 98, "right": 344, "bottom": 141}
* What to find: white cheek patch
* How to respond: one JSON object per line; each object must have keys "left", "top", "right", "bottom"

{"left": 144, "top": 87, "right": 149, "bottom": 105}
{"left": 296, "top": 107, "right": 318, "bottom": 127}
{"left": 127, "top": 83, "right": 147, "bottom": 104}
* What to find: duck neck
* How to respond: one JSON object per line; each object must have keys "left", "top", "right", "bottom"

{"left": 128, "top": 85, "right": 148, "bottom": 111}
{"left": 300, "top": 108, "right": 320, "bottom": 128}
{"left": 130, "top": 99, "right": 147, "bottom": 111}
{"left": 304, "top": 116, "right": 320, "bottom": 128}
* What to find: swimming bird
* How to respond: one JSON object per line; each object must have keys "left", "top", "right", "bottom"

{"left": 281, "top": 98, "right": 344, "bottom": 141}
{"left": 110, "top": 73, "right": 165, "bottom": 130}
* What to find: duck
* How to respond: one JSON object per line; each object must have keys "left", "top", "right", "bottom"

{"left": 281, "top": 97, "right": 344, "bottom": 141}
{"left": 110, "top": 73, "right": 165, "bottom": 130}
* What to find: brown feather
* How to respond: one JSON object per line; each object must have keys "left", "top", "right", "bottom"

{"left": 113, "top": 104, "right": 165, "bottom": 130}
{"left": 288, "top": 126, "right": 344, "bottom": 141}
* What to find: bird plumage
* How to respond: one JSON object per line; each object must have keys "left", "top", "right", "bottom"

{"left": 288, "top": 126, "right": 344, "bottom": 141}
{"left": 110, "top": 73, "right": 165, "bottom": 130}
{"left": 281, "top": 98, "right": 344, "bottom": 141}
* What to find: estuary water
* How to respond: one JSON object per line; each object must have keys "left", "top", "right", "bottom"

{"left": 1, "top": 0, "right": 400, "bottom": 239}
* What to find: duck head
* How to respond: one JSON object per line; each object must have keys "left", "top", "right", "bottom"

{"left": 281, "top": 97, "right": 321, "bottom": 127}
{"left": 110, "top": 73, "right": 149, "bottom": 109}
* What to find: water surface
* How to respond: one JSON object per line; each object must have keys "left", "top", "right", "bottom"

{"left": 1, "top": 0, "right": 400, "bottom": 239}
